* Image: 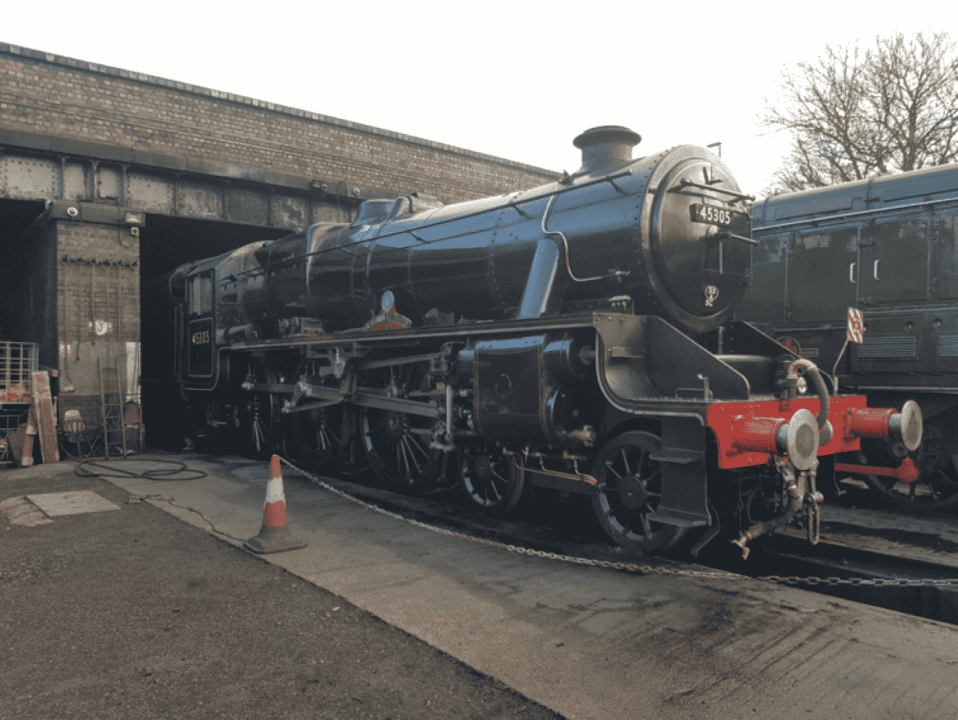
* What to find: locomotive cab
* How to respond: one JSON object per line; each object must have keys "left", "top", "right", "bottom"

{"left": 170, "top": 263, "right": 219, "bottom": 391}
{"left": 186, "top": 271, "right": 215, "bottom": 380}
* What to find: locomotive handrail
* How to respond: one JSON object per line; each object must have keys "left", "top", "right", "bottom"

{"left": 541, "top": 194, "right": 615, "bottom": 284}
{"left": 230, "top": 313, "right": 602, "bottom": 351}
{"left": 713, "top": 231, "right": 758, "bottom": 246}
{"left": 675, "top": 178, "right": 755, "bottom": 203}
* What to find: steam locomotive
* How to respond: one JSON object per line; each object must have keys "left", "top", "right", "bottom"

{"left": 741, "top": 162, "right": 958, "bottom": 510}
{"left": 165, "top": 126, "right": 921, "bottom": 557}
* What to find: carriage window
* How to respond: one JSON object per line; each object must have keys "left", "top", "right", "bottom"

{"left": 189, "top": 275, "right": 214, "bottom": 314}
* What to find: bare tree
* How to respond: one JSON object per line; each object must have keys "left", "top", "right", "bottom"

{"left": 762, "top": 32, "right": 958, "bottom": 194}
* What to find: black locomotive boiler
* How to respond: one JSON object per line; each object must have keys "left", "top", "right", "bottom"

{"left": 165, "top": 126, "right": 921, "bottom": 557}
{"left": 741, "top": 163, "right": 958, "bottom": 510}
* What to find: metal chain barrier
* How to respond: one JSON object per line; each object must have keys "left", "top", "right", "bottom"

{"left": 758, "top": 575, "right": 958, "bottom": 587}
{"left": 278, "top": 456, "right": 958, "bottom": 589}
{"left": 279, "top": 457, "right": 754, "bottom": 582}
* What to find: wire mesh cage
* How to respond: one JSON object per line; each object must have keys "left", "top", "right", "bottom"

{"left": 0, "top": 342, "right": 39, "bottom": 431}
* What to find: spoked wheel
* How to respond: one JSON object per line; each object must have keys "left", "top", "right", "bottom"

{"left": 591, "top": 430, "right": 686, "bottom": 555}
{"left": 286, "top": 361, "right": 353, "bottom": 471}
{"left": 863, "top": 456, "right": 958, "bottom": 511}
{"left": 460, "top": 441, "right": 525, "bottom": 515}
{"left": 233, "top": 361, "right": 275, "bottom": 458}
{"left": 360, "top": 364, "right": 443, "bottom": 494}
{"left": 234, "top": 391, "right": 273, "bottom": 458}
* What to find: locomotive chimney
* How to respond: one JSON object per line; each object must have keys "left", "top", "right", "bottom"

{"left": 573, "top": 125, "right": 642, "bottom": 174}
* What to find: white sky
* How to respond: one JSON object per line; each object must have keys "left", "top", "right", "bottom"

{"left": 2, "top": 1, "right": 950, "bottom": 198}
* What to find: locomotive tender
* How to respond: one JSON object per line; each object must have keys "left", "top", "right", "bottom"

{"left": 742, "top": 163, "right": 958, "bottom": 510}
{"left": 167, "top": 126, "right": 921, "bottom": 556}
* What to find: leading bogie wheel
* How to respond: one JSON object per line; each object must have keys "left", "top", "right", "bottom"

{"left": 460, "top": 440, "right": 525, "bottom": 515}
{"left": 591, "top": 430, "right": 686, "bottom": 555}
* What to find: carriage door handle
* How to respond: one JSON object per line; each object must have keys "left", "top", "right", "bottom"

{"left": 849, "top": 262, "right": 857, "bottom": 283}
{"left": 873, "top": 260, "right": 880, "bottom": 281}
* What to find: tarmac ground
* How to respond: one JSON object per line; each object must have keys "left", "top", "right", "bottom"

{"left": 0, "top": 461, "right": 560, "bottom": 720}
{"left": 4, "top": 452, "right": 958, "bottom": 720}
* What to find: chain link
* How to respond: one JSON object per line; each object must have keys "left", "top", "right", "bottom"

{"left": 279, "top": 458, "right": 760, "bottom": 582}
{"left": 279, "top": 457, "right": 958, "bottom": 588}
{"left": 759, "top": 575, "right": 958, "bottom": 587}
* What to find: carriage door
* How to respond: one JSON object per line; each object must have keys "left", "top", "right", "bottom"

{"left": 858, "top": 216, "right": 929, "bottom": 307}
{"left": 785, "top": 226, "right": 859, "bottom": 325}
{"left": 853, "top": 216, "right": 929, "bottom": 375}
{"left": 187, "top": 270, "right": 215, "bottom": 381}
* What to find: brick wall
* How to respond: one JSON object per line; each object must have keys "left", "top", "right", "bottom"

{"left": 0, "top": 43, "right": 558, "bottom": 204}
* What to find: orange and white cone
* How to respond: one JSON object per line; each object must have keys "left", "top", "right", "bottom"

{"left": 243, "top": 455, "right": 307, "bottom": 554}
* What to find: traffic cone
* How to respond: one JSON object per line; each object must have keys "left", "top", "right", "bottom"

{"left": 243, "top": 455, "right": 307, "bottom": 554}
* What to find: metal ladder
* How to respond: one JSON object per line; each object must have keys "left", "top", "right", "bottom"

{"left": 98, "top": 359, "right": 127, "bottom": 459}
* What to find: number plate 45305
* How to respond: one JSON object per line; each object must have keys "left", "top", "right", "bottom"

{"left": 691, "top": 203, "right": 745, "bottom": 227}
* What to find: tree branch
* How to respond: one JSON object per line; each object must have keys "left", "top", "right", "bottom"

{"left": 762, "top": 31, "right": 958, "bottom": 192}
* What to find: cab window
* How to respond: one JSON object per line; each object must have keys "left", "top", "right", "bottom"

{"left": 189, "top": 274, "right": 213, "bottom": 315}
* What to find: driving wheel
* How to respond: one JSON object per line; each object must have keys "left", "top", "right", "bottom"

{"left": 286, "top": 360, "right": 353, "bottom": 471}
{"left": 360, "top": 363, "right": 443, "bottom": 493}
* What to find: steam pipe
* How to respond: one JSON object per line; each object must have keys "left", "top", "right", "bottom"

{"left": 788, "top": 359, "right": 829, "bottom": 430}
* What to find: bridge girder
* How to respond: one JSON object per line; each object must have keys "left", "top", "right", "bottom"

{"left": 0, "top": 130, "right": 396, "bottom": 229}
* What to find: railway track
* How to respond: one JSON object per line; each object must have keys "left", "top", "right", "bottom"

{"left": 272, "top": 455, "right": 958, "bottom": 627}
{"left": 742, "top": 532, "right": 958, "bottom": 625}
